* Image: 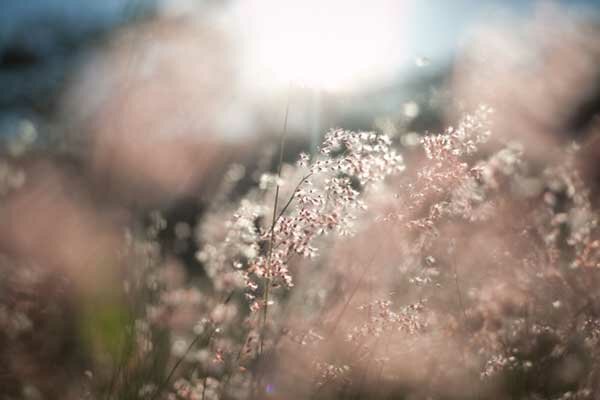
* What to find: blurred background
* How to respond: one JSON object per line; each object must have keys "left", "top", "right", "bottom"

{"left": 3, "top": 0, "right": 600, "bottom": 189}
{"left": 3, "top": 1, "right": 600, "bottom": 398}
{"left": 3, "top": 0, "right": 600, "bottom": 286}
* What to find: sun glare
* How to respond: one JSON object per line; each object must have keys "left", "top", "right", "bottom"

{"left": 235, "top": 0, "right": 409, "bottom": 92}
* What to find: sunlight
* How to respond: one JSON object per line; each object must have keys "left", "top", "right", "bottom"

{"left": 235, "top": 0, "right": 410, "bottom": 92}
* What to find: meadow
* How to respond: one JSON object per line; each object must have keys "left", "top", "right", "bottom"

{"left": 1, "top": 3, "right": 600, "bottom": 400}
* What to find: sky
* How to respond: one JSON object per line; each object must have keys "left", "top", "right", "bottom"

{"left": 2, "top": 0, "right": 600, "bottom": 138}
{"left": 2, "top": 0, "right": 600, "bottom": 55}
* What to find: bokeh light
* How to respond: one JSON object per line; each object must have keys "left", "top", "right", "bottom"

{"left": 233, "top": 0, "right": 410, "bottom": 92}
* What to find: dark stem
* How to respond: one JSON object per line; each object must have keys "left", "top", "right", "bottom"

{"left": 260, "top": 86, "right": 292, "bottom": 356}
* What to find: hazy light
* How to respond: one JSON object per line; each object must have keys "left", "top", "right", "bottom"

{"left": 235, "top": 0, "right": 409, "bottom": 92}
{"left": 403, "top": 101, "right": 420, "bottom": 118}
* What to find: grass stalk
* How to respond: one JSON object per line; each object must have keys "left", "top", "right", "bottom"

{"left": 259, "top": 87, "right": 291, "bottom": 356}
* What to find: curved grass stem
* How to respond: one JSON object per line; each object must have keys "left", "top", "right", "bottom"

{"left": 259, "top": 85, "right": 292, "bottom": 357}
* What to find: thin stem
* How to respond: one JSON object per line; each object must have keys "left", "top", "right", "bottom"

{"left": 265, "top": 172, "right": 313, "bottom": 239}
{"left": 201, "top": 376, "right": 208, "bottom": 400}
{"left": 150, "top": 327, "right": 215, "bottom": 400}
{"left": 260, "top": 86, "right": 292, "bottom": 356}
{"left": 327, "top": 262, "right": 371, "bottom": 336}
